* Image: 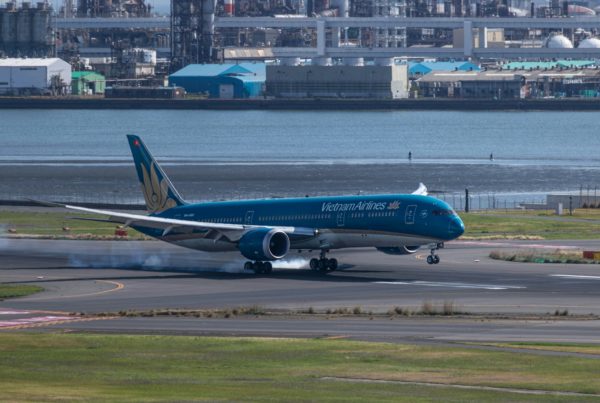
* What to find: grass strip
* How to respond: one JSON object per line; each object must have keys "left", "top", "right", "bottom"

{"left": 461, "top": 212, "right": 600, "bottom": 240}
{"left": 489, "top": 249, "right": 598, "bottom": 264}
{"left": 0, "top": 333, "right": 599, "bottom": 402}
{"left": 476, "top": 342, "right": 600, "bottom": 355}
{"left": 0, "top": 210, "right": 146, "bottom": 239}
{"left": 0, "top": 284, "right": 43, "bottom": 300}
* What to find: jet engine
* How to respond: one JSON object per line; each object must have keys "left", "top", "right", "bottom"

{"left": 376, "top": 246, "right": 420, "bottom": 255}
{"left": 238, "top": 228, "right": 290, "bottom": 261}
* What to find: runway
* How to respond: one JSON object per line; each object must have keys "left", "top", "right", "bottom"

{"left": 1, "top": 238, "right": 600, "bottom": 343}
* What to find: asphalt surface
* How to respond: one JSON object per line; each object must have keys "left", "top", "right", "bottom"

{"left": 1, "top": 238, "right": 600, "bottom": 343}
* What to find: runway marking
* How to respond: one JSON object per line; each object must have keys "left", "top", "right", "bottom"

{"left": 0, "top": 316, "right": 119, "bottom": 330}
{"left": 551, "top": 274, "right": 600, "bottom": 281}
{"left": 0, "top": 310, "right": 30, "bottom": 315}
{"left": 0, "top": 315, "right": 75, "bottom": 328}
{"left": 24, "top": 280, "right": 125, "bottom": 301}
{"left": 458, "top": 241, "right": 579, "bottom": 250}
{"left": 374, "top": 281, "right": 526, "bottom": 290}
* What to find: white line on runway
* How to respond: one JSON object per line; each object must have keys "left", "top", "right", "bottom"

{"left": 457, "top": 241, "right": 579, "bottom": 249}
{"left": 374, "top": 281, "right": 526, "bottom": 290}
{"left": 551, "top": 274, "right": 600, "bottom": 280}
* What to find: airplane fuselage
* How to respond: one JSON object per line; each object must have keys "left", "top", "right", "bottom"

{"left": 133, "top": 193, "right": 464, "bottom": 253}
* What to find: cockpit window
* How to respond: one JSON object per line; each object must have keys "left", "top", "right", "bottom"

{"left": 432, "top": 209, "right": 457, "bottom": 216}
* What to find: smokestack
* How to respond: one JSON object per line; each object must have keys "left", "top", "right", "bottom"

{"left": 530, "top": 1, "right": 534, "bottom": 16}
{"left": 224, "top": 0, "right": 234, "bottom": 15}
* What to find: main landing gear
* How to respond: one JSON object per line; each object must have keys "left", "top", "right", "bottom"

{"left": 310, "top": 250, "right": 338, "bottom": 272}
{"left": 426, "top": 242, "right": 444, "bottom": 265}
{"left": 244, "top": 261, "right": 273, "bottom": 274}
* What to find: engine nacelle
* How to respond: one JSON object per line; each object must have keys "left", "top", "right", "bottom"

{"left": 376, "top": 246, "right": 420, "bottom": 255}
{"left": 238, "top": 228, "right": 290, "bottom": 261}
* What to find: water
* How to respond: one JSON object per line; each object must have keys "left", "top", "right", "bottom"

{"left": 1, "top": 109, "right": 599, "bottom": 167}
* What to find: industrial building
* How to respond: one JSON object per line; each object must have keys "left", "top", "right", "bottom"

{"left": 0, "top": 58, "right": 71, "bottom": 95}
{"left": 0, "top": 1, "right": 54, "bottom": 58}
{"left": 266, "top": 63, "right": 409, "bottom": 99}
{"left": 416, "top": 65, "right": 600, "bottom": 98}
{"left": 169, "top": 63, "right": 265, "bottom": 98}
{"left": 71, "top": 71, "right": 106, "bottom": 95}
{"left": 409, "top": 60, "right": 480, "bottom": 77}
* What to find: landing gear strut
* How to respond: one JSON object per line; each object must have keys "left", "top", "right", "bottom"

{"left": 310, "top": 250, "right": 338, "bottom": 272}
{"left": 426, "top": 243, "right": 444, "bottom": 265}
{"left": 244, "top": 261, "right": 273, "bottom": 274}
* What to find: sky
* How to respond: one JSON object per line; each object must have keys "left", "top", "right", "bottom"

{"left": 0, "top": 1, "right": 171, "bottom": 15}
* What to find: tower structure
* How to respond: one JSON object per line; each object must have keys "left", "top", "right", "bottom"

{"left": 373, "top": 0, "right": 406, "bottom": 47}
{"left": 171, "top": 0, "right": 218, "bottom": 71}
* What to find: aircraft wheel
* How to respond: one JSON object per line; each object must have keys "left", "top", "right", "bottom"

{"left": 310, "top": 258, "right": 319, "bottom": 270}
{"left": 264, "top": 262, "right": 273, "bottom": 274}
{"left": 328, "top": 258, "right": 338, "bottom": 271}
{"left": 252, "top": 262, "right": 264, "bottom": 274}
{"left": 244, "top": 261, "right": 253, "bottom": 271}
{"left": 433, "top": 255, "right": 440, "bottom": 264}
{"left": 318, "top": 259, "right": 329, "bottom": 271}
{"left": 426, "top": 255, "right": 434, "bottom": 265}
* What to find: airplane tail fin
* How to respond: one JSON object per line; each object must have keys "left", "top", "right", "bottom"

{"left": 126, "top": 135, "right": 186, "bottom": 213}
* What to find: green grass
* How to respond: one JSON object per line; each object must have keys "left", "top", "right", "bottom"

{"left": 0, "top": 210, "right": 146, "bottom": 239}
{"left": 481, "top": 342, "right": 600, "bottom": 355}
{"left": 0, "top": 333, "right": 599, "bottom": 402}
{"left": 489, "top": 249, "right": 598, "bottom": 264}
{"left": 462, "top": 210, "right": 600, "bottom": 239}
{"left": 0, "top": 284, "right": 43, "bottom": 300}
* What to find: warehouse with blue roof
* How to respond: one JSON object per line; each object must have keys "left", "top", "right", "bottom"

{"left": 169, "top": 63, "right": 265, "bottom": 99}
{"left": 409, "top": 61, "right": 480, "bottom": 77}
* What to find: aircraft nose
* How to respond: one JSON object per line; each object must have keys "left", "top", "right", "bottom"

{"left": 448, "top": 216, "right": 465, "bottom": 238}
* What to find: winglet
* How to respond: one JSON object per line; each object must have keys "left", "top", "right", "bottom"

{"left": 412, "top": 183, "right": 428, "bottom": 196}
{"left": 126, "top": 135, "right": 186, "bottom": 213}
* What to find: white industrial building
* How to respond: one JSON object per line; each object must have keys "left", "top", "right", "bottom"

{"left": 0, "top": 58, "right": 72, "bottom": 95}
{"left": 266, "top": 63, "right": 409, "bottom": 99}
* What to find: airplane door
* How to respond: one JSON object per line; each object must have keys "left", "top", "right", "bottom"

{"left": 336, "top": 212, "right": 345, "bottom": 227}
{"left": 405, "top": 205, "right": 417, "bottom": 225}
{"left": 245, "top": 211, "right": 254, "bottom": 225}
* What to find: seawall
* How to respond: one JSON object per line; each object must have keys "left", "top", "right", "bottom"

{"left": 1, "top": 97, "right": 600, "bottom": 110}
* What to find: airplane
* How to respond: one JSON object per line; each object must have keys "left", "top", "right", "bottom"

{"left": 43, "top": 135, "right": 465, "bottom": 274}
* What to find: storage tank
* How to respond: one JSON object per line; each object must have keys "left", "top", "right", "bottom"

{"left": 578, "top": 37, "right": 600, "bottom": 48}
{"left": 17, "top": 3, "right": 33, "bottom": 45}
{"left": 568, "top": 4, "right": 595, "bottom": 15}
{"left": 1, "top": 7, "right": 17, "bottom": 44}
{"left": 32, "top": 2, "right": 51, "bottom": 45}
{"left": 544, "top": 34, "right": 573, "bottom": 49}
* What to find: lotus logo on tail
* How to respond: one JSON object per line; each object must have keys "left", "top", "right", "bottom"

{"left": 140, "top": 162, "right": 177, "bottom": 213}
{"left": 387, "top": 201, "right": 401, "bottom": 210}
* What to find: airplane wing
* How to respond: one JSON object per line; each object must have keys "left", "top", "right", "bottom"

{"left": 412, "top": 183, "right": 428, "bottom": 196}
{"left": 37, "top": 201, "right": 315, "bottom": 242}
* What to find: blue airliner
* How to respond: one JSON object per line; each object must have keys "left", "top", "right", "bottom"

{"left": 57, "top": 135, "right": 465, "bottom": 274}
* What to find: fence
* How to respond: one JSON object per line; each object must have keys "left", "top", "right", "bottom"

{"left": 436, "top": 192, "right": 547, "bottom": 212}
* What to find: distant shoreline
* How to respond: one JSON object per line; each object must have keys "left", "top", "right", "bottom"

{"left": 1, "top": 97, "right": 600, "bottom": 111}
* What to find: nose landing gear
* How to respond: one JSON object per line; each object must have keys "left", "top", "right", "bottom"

{"left": 426, "top": 243, "right": 444, "bottom": 265}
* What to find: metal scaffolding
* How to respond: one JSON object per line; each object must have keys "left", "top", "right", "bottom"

{"left": 170, "top": 0, "right": 218, "bottom": 71}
